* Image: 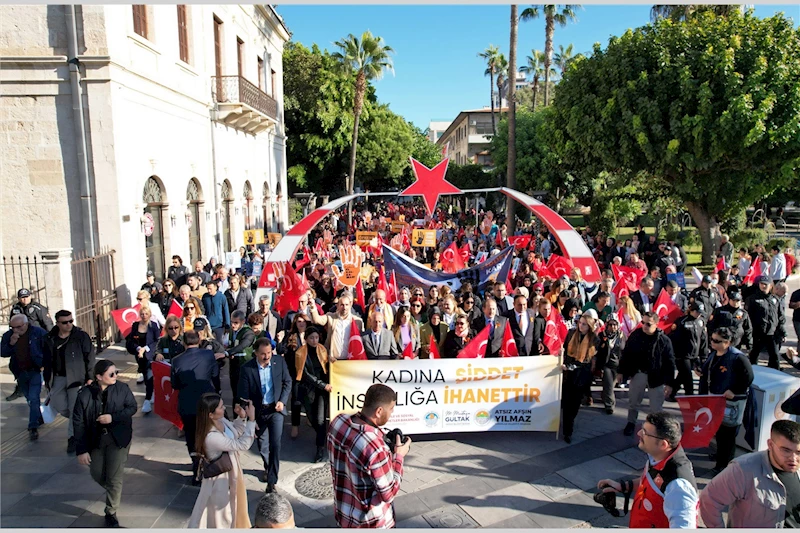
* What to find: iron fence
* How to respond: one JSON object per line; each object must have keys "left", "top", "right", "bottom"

{"left": 71, "top": 248, "right": 118, "bottom": 353}
{"left": 1, "top": 256, "right": 48, "bottom": 325}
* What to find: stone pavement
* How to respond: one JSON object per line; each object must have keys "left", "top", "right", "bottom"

{"left": 1, "top": 275, "right": 798, "bottom": 528}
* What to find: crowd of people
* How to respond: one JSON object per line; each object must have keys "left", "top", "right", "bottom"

{"left": 2, "top": 197, "right": 799, "bottom": 528}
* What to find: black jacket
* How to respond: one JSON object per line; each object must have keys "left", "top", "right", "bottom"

{"left": 237, "top": 356, "right": 292, "bottom": 418}
{"left": 441, "top": 330, "right": 473, "bottom": 359}
{"left": 470, "top": 315, "right": 509, "bottom": 358}
{"left": 72, "top": 382, "right": 137, "bottom": 455}
{"left": 708, "top": 305, "right": 753, "bottom": 349}
{"left": 171, "top": 347, "right": 219, "bottom": 416}
{"left": 745, "top": 290, "right": 780, "bottom": 336}
{"left": 668, "top": 315, "right": 708, "bottom": 363}
{"left": 699, "top": 347, "right": 753, "bottom": 396}
{"left": 168, "top": 265, "right": 190, "bottom": 287}
{"left": 225, "top": 287, "right": 254, "bottom": 318}
{"left": 619, "top": 328, "right": 676, "bottom": 388}
{"left": 689, "top": 287, "right": 718, "bottom": 319}
{"left": 596, "top": 331, "right": 624, "bottom": 371}
{"left": 43, "top": 326, "right": 95, "bottom": 389}
{"left": 503, "top": 308, "right": 545, "bottom": 356}
{"left": 10, "top": 302, "right": 53, "bottom": 330}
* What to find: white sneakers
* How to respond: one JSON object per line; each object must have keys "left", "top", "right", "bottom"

{"left": 142, "top": 399, "right": 153, "bottom": 414}
{"left": 137, "top": 373, "right": 144, "bottom": 384}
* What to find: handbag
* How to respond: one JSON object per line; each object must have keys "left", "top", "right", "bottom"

{"left": 722, "top": 395, "right": 748, "bottom": 428}
{"left": 194, "top": 451, "right": 233, "bottom": 480}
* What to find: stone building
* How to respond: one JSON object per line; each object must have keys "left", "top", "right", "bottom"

{"left": 0, "top": 4, "right": 290, "bottom": 313}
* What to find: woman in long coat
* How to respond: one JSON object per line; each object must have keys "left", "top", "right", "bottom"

{"left": 189, "top": 392, "right": 256, "bottom": 529}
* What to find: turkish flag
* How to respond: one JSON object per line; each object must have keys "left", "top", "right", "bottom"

{"left": 428, "top": 334, "right": 440, "bottom": 360}
{"left": 402, "top": 340, "right": 414, "bottom": 360}
{"left": 151, "top": 361, "right": 183, "bottom": 430}
{"left": 612, "top": 264, "right": 645, "bottom": 292}
{"left": 715, "top": 257, "right": 727, "bottom": 273}
{"left": 355, "top": 277, "right": 366, "bottom": 312}
{"left": 273, "top": 262, "right": 304, "bottom": 318}
{"left": 257, "top": 262, "right": 278, "bottom": 289}
{"left": 612, "top": 279, "right": 631, "bottom": 301}
{"left": 508, "top": 235, "right": 532, "bottom": 250}
{"left": 111, "top": 304, "right": 142, "bottom": 338}
{"left": 743, "top": 259, "right": 762, "bottom": 285}
{"left": 500, "top": 322, "right": 518, "bottom": 357}
{"left": 677, "top": 394, "right": 727, "bottom": 448}
{"left": 653, "top": 289, "right": 683, "bottom": 331}
{"left": 546, "top": 254, "right": 574, "bottom": 279}
{"left": 401, "top": 226, "right": 411, "bottom": 252}
{"left": 495, "top": 230, "right": 504, "bottom": 247}
{"left": 441, "top": 242, "right": 465, "bottom": 273}
{"left": 377, "top": 267, "right": 391, "bottom": 298}
{"left": 457, "top": 327, "right": 490, "bottom": 359}
{"left": 389, "top": 271, "right": 399, "bottom": 304}
{"left": 314, "top": 237, "right": 324, "bottom": 252}
{"left": 300, "top": 269, "right": 310, "bottom": 292}
{"left": 459, "top": 243, "right": 471, "bottom": 264}
{"left": 543, "top": 306, "right": 568, "bottom": 355}
{"left": 457, "top": 227, "right": 465, "bottom": 240}
{"left": 347, "top": 320, "right": 367, "bottom": 360}
{"left": 505, "top": 278, "right": 514, "bottom": 295}
{"left": 167, "top": 300, "right": 183, "bottom": 319}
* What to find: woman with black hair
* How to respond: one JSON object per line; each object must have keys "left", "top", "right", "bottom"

{"left": 560, "top": 313, "right": 599, "bottom": 443}
{"left": 295, "top": 326, "right": 331, "bottom": 462}
{"left": 72, "top": 360, "right": 137, "bottom": 527}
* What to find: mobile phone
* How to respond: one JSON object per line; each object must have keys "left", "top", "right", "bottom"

{"left": 237, "top": 398, "right": 249, "bottom": 409}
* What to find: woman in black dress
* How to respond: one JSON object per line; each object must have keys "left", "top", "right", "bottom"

{"left": 294, "top": 327, "right": 331, "bottom": 462}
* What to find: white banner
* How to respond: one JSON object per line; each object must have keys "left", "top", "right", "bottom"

{"left": 329, "top": 357, "right": 563, "bottom": 434}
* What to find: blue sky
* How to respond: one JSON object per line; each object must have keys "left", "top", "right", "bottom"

{"left": 275, "top": 4, "right": 799, "bottom": 130}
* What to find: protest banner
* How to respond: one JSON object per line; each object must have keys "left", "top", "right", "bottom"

{"left": 329, "top": 356, "right": 562, "bottom": 434}
{"left": 411, "top": 229, "right": 437, "bottom": 247}
{"left": 355, "top": 231, "right": 378, "bottom": 247}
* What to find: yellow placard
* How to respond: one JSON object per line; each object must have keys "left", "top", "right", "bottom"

{"left": 391, "top": 221, "right": 407, "bottom": 234}
{"left": 355, "top": 231, "right": 378, "bottom": 247}
{"left": 267, "top": 233, "right": 282, "bottom": 247}
{"left": 243, "top": 229, "right": 265, "bottom": 245}
{"left": 412, "top": 229, "right": 437, "bottom": 248}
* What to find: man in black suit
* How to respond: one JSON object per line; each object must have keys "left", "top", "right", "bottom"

{"left": 238, "top": 337, "right": 292, "bottom": 493}
{"left": 470, "top": 297, "right": 508, "bottom": 358}
{"left": 362, "top": 311, "right": 399, "bottom": 360}
{"left": 170, "top": 329, "right": 219, "bottom": 485}
{"left": 504, "top": 294, "right": 545, "bottom": 356}
{"left": 631, "top": 277, "right": 656, "bottom": 316}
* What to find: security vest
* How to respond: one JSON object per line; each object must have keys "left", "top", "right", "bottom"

{"left": 629, "top": 446, "right": 697, "bottom": 529}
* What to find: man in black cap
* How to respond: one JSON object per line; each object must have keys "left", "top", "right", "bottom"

{"left": 667, "top": 301, "right": 708, "bottom": 402}
{"left": 654, "top": 243, "right": 676, "bottom": 278}
{"left": 707, "top": 289, "right": 753, "bottom": 352}
{"left": 8, "top": 288, "right": 53, "bottom": 401}
{"left": 141, "top": 271, "right": 162, "bottom": 298}
{"left": 171, "top": 329, "right": 219, "bottom": 484}
{"left": 745, "top": 276, "right": 780, "bottom": 369}
{"left": 689, "top": 275, "right": 718, "bottom": 320}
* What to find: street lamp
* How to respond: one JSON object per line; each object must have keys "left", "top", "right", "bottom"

{"left": 294, "top": 192, "right": 316, "bottom": 218}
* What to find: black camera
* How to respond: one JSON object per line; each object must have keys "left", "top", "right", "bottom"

{"left": 594, "top": 479, "right": 632, "bottom": 518}
{"left": 384, "top": 428, "right": 409, "bottom": 453}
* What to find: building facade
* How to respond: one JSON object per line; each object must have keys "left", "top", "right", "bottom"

{"left": 1, "top": 4, "right": 289, "bottom": 304}
{"left": 435, "top": 108, "right": 505, "bottom": 169}
{"left": 427, "top": 120, "right": 452, "bottom": 144}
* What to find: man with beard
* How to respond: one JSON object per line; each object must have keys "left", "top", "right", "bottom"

{"left": 309, "top": 291, "right": 364, "bottom": 360}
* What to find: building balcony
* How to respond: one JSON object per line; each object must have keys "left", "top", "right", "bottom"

{"left": 211, "top": 75, "right": 278, "bottom": 134}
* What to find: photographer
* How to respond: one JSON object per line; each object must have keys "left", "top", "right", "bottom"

{"left": 328, "top": 383, "right": 411, "bottom": 528}
{"left": 596, "top": 412, "right": 698, "bottom": 528}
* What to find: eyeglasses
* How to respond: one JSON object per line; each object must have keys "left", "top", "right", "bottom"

{"left": 58, "top": 320, "right": 74, "bottom": 325}
{"left": 465, "top": 300, "right": 475, "bottom": 304}
{"left": 106, "top": 370, "right": 119, "bottom": 377}
{"left": 167, "top": 326, "right": 181, "bottom": 330}
{"left": 186, "top": 306, "right": 195, "bottom": 310}
{"left": 137, "top": 297, "right": 145, "bottom": 301}
{"left": 639, "top": 428, "right": 666, "bottom": 440}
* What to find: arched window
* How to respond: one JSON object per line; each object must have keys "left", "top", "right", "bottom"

{"left": 143, "top": 176, "right": 167, "bottom": 279}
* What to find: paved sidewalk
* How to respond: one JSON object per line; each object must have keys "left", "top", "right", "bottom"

{"left": 1, "top": 275, "right": 797, "bottom": 528}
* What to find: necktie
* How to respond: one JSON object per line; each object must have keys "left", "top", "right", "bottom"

{"left": 519, "top": 313, "right": 527, "bottom": 337}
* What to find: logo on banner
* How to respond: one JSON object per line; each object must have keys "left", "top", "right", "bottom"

{"left": 424, "top": 412, "right": 440, "bottom": 428}
{"left": 474, "top": 409, "right": 491, "bottom": 426}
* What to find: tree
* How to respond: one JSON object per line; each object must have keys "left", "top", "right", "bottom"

{"left": 519, "top": 50, "right": 548, "bottom": 110}
{"left": 333, "top": 31, "right": 394, "bottom": 222}
{"left": 520, "top": 5, "right": 581, "bottom": 106}
{"left": 495, "top": 53, "right": 509, "bottom": 114}
{"left": 478, "top": 45, "right": 501, "bottom": 135}
{"left": 506, "top": 5, "right": 519, "bottom": 234}
{"left": 553, "top": 43, "right": 575, "bottom": 78}
{"left": 549, "top": 11, "right": 800, "bottom": 264}
{"left": 650, "top": 4, "right": 743, "bottom": 22}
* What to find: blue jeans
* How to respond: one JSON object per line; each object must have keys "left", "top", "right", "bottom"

{"left": 18, "top": 370, "right": 42, "bottom": 429}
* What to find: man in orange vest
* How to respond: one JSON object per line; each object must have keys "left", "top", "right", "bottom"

{"left": 597, "top": 412, "right": 698, "bottom": 528}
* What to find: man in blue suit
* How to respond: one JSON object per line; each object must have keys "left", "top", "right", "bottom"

{"left": 238, "top": 337, "right": 292, "bottom": 493}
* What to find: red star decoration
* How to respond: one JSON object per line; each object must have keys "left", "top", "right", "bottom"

{"left": 400, "top": 158, "right": 461, "bottom": 215}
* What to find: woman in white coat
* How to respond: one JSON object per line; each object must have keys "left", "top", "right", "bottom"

{"left": 189, "top": 392, "right": 256, "bottom": 529}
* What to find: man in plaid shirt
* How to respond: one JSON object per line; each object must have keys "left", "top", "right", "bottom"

{"left": 328, "top": 384, "right": 412, "bottom": 528}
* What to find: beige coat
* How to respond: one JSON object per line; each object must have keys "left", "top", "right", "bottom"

{"left": 310, "top": 308, "right": 364, "bottom": 360}
{"left": 189, "top": 418, "right": 256, "bottom": 529}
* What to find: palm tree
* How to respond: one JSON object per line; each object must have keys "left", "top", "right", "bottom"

{"left": 478, "top": 45, "right": 500, "bottom": 136}
{"left": 332, "top": 31, "right": 394, "bottom": 222}
{"left": 553, "top": 43, "right": 574, "bottom": 78}
{"left": 506, "top": 5, "right": 519, "bottom": 235}
{"left": 520, "top": 5, "right": 581, "bottom": 106}
{"left": 495, "top": 53, "right": 509, "bottom": 116}
{"left": 650, "top": 4, "right": 742, "bottom": 21}
{"left": 519, "top": 50, "right": 549, "bottom": 110}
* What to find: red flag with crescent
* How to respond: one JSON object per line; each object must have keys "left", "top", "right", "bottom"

{"left": 500, "top": 322, "right": 519, "bottom": 357}
{"left": 459, "top": 243, "right": 471, "bottom": 264}
{"left": 428, "top": 334, "right": 440, "bottom": 360}
{"left": 389, "top": 271, "right": 399, "bottom": 304}
{"left": 402, "top": 340, "right": 414, "bottom": 360}
{"left": 546, "top": 254, "right": 574, "bottom": 279}
{"left": 742, "top": 259, "right": 761, "bottom": 285}
{"left": 347, "top": 319, "right": 367, "bottom": 360}
{"left": 457, "top": 327, "right": 490, "bottom": 359}
{"left": 612, "top": 278, "right": 631, "bottom": 301}
{"left": 677, "top": 394, "right": 727, "bottom": 448}
{"left": 111, "top": 304, "right": 142, "bottom": 338}
{"left": 507, "top": 235, "right": 532, "bottom": 250}
{"left": 152, "top": 361, "right": 183, "bottom": 430}
{"left": 714, "top": 257, "right": 727, "bottom": 273}
{"left": 653, "top": 289, "right": 683, "bottom": 331}
{"left": 441, "top": 242, "right": 465, "bottom": 273}
{"left": 273, "top": 262, "right": 305, "bottom": 318}
{"left": 495, "top": 229, "right": 504, "bottom": 247}
{"left": 543, "top": 305, "right": 568, "bottom": 355}
{"left": 355, "top": 277, "right": 366, "bottom": 312}
{"left": 612, "top": 264, "right": 645, "bottom": 292}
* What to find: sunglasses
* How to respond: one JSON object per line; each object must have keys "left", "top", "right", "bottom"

{"left": 186, "top": 306, "right": 195, "bottom": 310}
{"left": 710, "top": 338, "right": 727, "bottom": 344}
{"left": 137, "top": 297, "right": 145, "bottom": 301}
{"left": 167, "top": 326, "right": 181, "bottom": 330}
{"left": 106, "top": 370, "right": 119, "bottom": 377}
{"left": 296, "top": 320, "right": 306, "bottom": 324}
{"left": 465, "top": 300, "right": 475, "bottom": 304}
{"left": 641, "top": 321, "right": 656, "bottom": 327}
{"left": 58, "top": 319, "right": 74, "bottom": 325}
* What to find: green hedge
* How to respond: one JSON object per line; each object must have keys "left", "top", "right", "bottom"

{"left": 732, "top": 228, "right": 769, "bottom": 251}
{"left": 768, "top": 237, "right": 798, "bottom": 252}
